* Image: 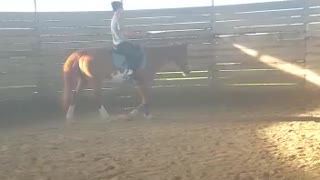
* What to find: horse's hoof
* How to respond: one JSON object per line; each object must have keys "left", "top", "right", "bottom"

{"left": 99, "top": 106, "right": 110, "bottom": 120}
{"left": 129, "top": 109, "right": 139, "bottom": 117}
{"left": 65, "top": 118, "right": 76, "bottom": 126}
{"left": 101, "top": 117, "right": 111, "bottom": 123}
{"left": 99, "top": 113, "right": 111, "bottom": 123}
{"left": 66, "top": 105, "right": 75, "bottom": 122}
{"left": 66, "top": 114, "right": 75, "bottom": 123}
{"left": 118, "top": 114, "right": 133, "bottom": 121}
{"left": 100, "top": 114, "right": 111, "bottom": 121}
{"left": 144, "top": 114, "right": 153, "bottom": 120}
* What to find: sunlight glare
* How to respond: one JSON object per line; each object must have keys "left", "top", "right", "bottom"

{"left": 233, "top": 44, "right": 320, "bottom": 87}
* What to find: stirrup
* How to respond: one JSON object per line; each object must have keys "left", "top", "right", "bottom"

{"left": 122, "top": 66, "right": 133, "bottom": 75}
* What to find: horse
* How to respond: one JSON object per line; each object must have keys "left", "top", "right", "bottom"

{"left": 62, "top": 43, "right": 190, "bottom": 124}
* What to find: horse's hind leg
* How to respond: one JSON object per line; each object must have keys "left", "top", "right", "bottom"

{"left": 93, "top": 80, "right": 110, "bottom": 121}
{"left": 66, "top": 78, "right": 83, "bottom": 123}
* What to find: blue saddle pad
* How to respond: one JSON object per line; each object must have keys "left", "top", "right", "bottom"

{"left": 112, "top": 49, "right": 146, "bottom": 72}
{"left": 112, "top": 52, "right": 127, "bottom": 71}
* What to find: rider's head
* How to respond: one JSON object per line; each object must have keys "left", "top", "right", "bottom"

{"left": 111, "top": 1, "right": 123, "bottom": 12}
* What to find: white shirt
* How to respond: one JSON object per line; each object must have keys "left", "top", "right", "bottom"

{"left": 111, "top": 12, "right": 128, "bottom": 46}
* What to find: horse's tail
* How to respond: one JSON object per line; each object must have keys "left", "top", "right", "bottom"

{"left": 62, "top": 52, "right": 81, "bottom": 111}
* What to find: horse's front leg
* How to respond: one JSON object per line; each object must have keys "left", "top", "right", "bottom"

{"left": 93, "top": 79, "right": 110, "bottom": 121}
{"left": 129, "top": 72, "right": 152, "bottom": 119}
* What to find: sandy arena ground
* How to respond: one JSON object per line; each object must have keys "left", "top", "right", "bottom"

{"left": 1, "top": 88, "right": 320, "bottom": 180}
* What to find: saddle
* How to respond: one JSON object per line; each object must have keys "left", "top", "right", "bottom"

{"left": 112, "top": 49, "right": 128, "bottom": 74}
{"left": 111, "top": 46, "right": 146, "bottom": 73}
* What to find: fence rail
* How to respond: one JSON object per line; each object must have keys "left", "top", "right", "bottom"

{"left": 0, "top": 0, "right": 319, "bottom": 100}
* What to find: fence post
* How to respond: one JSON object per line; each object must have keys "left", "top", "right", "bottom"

{"left": 33, "top": 0, "right": 40, "bottom": 55}
{"left": 33, "top": 0, "right": 40, "bottom": 51}
{"left": 303, "top": 0, "right": 307, "bottom": 87}
{"left": 32, "top": 0, "right": 47, "bottom": 95}
{"left": 209, "top": 0, "right": 216, "bottom": 87}
{"left": 300, "top": 0, "right": 309, "bottom": 111}
{"left": 302, "top": 0, "right": 309, "bottom": 92}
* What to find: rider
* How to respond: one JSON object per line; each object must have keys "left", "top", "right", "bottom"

{"left": 110, "top": 1, "right": 146, "bottom": 82}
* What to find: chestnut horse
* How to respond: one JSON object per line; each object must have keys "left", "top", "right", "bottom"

{"left": 62, "top": 44, "right": 190, "bottom": 124}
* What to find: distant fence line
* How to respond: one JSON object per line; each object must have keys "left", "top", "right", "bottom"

{"left": 0, "top": 0, "right": 319, "bottom": 100}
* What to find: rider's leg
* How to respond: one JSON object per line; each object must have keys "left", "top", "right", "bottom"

{"left": 116, "top": 41, "right": 142, "bottom": 71}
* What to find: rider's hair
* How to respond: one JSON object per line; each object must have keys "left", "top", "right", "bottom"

{"left": 111, "top": 1, "right": 123, "bottom": 12}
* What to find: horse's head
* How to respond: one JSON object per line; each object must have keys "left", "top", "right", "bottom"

{"left": 175, "top": 58, "right": 190, "bottom": 77}
{"left": 145, "top": 43, "right": 191, "bottom": 77}
{"left": 171, "top": 44, "right": 191, "bottom": 76}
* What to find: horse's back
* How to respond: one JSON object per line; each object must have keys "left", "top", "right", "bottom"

{"left": 145, "top": 44, "right": 188, "bottom": 58}
{"left": 87, "top": 48, "right": 114, "bottom": 79}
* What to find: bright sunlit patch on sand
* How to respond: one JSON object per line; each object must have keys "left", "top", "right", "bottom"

{"left": 258, "top": 121, "right": 320, "bottom": 178}
{"left": 234, "top": 42, "right": 320, "bottom": 177}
